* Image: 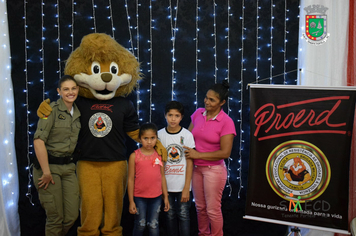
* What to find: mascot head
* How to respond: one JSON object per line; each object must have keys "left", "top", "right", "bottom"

{"left": 64, "top": 33, "right": 142, "bottom": 100}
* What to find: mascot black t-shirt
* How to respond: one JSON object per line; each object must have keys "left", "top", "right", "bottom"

{"left": 75, "top": 96, "right": 139, "bottom": 162}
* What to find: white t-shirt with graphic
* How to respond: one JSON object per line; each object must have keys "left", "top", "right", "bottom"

{"left": 158, "top": 127, "right": 195, "bottom": 192}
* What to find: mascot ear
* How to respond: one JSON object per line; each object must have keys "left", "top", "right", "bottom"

{"left": 120, "top": 73, "right": 132, "bottom": 86}
{"left": 37, "top": 99, "right": 52, "bottom": 118}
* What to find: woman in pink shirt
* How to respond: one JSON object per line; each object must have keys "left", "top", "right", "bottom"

{"left": 184, "top": 80, "right": 236, "bottom": 236}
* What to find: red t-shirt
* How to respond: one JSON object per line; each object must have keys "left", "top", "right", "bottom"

{"left": 134, "top": 149, "right": 162, "bottom": 198}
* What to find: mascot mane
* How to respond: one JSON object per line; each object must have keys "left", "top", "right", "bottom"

{"left": 64, "top": 33, "right": 142, "bottom": 99}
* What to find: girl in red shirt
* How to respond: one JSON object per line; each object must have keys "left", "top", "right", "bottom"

{"left": 128, "top": 123, "right": 169, "bottom": 236}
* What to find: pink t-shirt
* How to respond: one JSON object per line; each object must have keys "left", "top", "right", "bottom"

{"left": 191, "top": 108, "right": 236, "bottom": 166}
{"left": 134, "top": 149, "right": 163, "bottom": 198}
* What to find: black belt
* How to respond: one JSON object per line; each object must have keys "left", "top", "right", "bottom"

{"left": 47, "top": 153, "right": 74, "bottom": 165}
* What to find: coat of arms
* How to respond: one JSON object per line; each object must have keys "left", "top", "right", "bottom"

{"left": 303, "top": 5, "right": 329, "bottom": 45}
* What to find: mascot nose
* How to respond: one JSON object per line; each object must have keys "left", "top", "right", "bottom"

{"left": 101, "top": 73, "right": 112, "bottom": 83}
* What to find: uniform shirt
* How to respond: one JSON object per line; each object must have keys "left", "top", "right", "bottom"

{"left": 158, "top": 127, "right": 195, "bottom": 192}
{"left": 75, "top": 96, "right": 139, "bottom": 162}
{"left": 133, "top": 149, "right": 162, "bottom": 198}
{"left": 34, "top": 98, "right": 81, "bottom": 157}
{"left": 191, "top": 108, "right": 236, "bottom": 166}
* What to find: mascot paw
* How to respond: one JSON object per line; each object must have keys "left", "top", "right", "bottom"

{"left": 155, "top": 140, "right": 167, "bottom": 162}
{"left": 37, "top": 98, "right": 52, "bottom": 118}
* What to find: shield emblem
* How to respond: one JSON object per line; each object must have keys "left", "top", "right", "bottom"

{"left": 305, "top": 15, "right": 327, "bottom": 41}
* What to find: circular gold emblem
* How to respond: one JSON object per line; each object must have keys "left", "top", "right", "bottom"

{"left": 89, "top": 112, "right": 112, "bottom": 138}
{"left": 266, "top": 140, "right": 331, "bottom": 202}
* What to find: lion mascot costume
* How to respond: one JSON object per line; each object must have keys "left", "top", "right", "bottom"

{"left": 37, "top": 33, "right": 166, "bottom": 236}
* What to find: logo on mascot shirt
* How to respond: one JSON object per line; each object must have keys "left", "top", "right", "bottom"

{"left": 89, "top": 112, "right": 112, "bottom": 138}
{"left": 91, "top": 104, "right": 114, "bottom": 113}
{"left": 266, "top": 140, "right": 331, "bottom": 203}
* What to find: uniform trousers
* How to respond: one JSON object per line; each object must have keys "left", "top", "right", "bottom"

{"left": 33, "top": 163, "right": 79, "bottom": 236}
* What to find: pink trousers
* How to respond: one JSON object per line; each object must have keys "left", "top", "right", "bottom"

{"left": 192, "top": 162, "right": 227, "bottom": 236}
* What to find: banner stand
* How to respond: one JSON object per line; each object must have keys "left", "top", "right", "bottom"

{"left": 287, "top": 227, "right": 302, "bottom": 236}
{"left": 245, "top": 85, "right": 356, "bottom": 235}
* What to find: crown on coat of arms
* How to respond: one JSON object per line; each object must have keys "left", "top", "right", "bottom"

{"left": 304, "top": 5, "right": 328, "bottom": 14}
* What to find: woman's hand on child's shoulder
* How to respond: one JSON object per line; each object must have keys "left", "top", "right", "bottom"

{"left": 183, "top": 146, "right": 199, "bottom": 159}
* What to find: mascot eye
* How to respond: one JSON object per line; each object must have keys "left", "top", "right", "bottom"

{"left": 110, "top": 62, "right": 119, "bottom": 75}
{"left": 91, "top": 61, "right": 101, "bottom": 74}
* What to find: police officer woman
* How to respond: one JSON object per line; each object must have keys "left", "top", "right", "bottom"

{"left": 33, "top": 75, "right": 81, "bottom": 235}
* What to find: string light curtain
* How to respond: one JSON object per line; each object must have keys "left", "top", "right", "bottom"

{"left": 6, "top": 1, "right": 300, "bottom": 235}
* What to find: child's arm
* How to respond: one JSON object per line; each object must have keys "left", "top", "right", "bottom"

{"left": 181, "top": 158, "right": 193, "bottom": 202}
{"left": 128, "top": 152, "right": 137, "bottom": 214}
{"left": 160, "top": 165, "right": 170, "bottom": 212}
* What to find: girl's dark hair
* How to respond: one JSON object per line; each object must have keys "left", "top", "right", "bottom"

{"left": 164, "top": 101, "right": 184, "bottom": 116}
{"left": 139, "top": 123, "right": 158, "bottom": 138}
{"left": 208, "top": 79, "right": 230, "bottom": 102}
{"left": 58, "top": 75, "right": 78, "bottom": 89}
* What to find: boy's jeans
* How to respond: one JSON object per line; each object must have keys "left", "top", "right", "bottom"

{"left": 166, "top": 191, "right": 192, "bottom": 236}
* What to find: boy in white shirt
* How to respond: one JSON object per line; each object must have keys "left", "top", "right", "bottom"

{"left": 158, "top": 101, "right": 195, "bottom": 236}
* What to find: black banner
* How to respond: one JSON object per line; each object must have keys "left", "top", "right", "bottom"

{"left": 245, "top": 85, "right": 356, "bottom": 234}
